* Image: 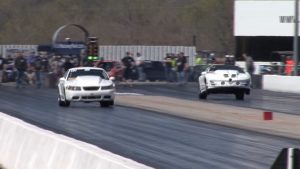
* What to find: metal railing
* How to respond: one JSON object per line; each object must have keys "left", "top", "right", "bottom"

{"left": 259, "top": 64, "right": 300, "bottom": 76}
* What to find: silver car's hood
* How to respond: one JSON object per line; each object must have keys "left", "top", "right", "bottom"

{"left": 206, "top": 70, "right": 250, "bottom": 80}
{"left": 66, "top": 76, "right": 112, "bottom": 86}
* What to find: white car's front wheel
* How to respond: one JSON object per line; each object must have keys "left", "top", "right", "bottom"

{"left": 58, "top": 97, "right": 71, "bottom": 107}
{"left": 100, "top": 100, "right": 114, "bottom": 107}
{"left": 198, "top": 92, "right": 207, "bottom": 100}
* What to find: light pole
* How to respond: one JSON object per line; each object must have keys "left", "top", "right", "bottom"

{"left": 293, "top": 0, "right": 299, "bottom": 76}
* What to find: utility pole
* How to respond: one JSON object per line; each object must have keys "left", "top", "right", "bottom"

{"left": 293, "top": 0, "right": 299, "bottom": 76}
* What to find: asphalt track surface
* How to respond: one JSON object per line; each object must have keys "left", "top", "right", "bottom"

{"left": 0, "top": 83, "right": 300, "bottom": 169}
{"left": 117, "top": 83, "right": 300, "bottom": 115}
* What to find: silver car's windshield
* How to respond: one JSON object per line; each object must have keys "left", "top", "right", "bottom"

{"left": 209, "top": 65, "right": 245, "bottom": 73}
{"left": 68, "top": 69, "right": 109, "bottom": 80}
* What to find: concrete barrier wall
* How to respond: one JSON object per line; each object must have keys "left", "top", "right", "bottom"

{"left": 263, "top": 75, "right": 300, "bottom": 94}
{"left": 0, "top": 113, "right": 153, "bottom": 169}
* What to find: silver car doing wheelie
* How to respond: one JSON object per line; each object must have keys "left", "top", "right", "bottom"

{"left": 198, "top": 64, "right": 251, "bottom": 100}
{"left": 58, "top": 67, "right": 115, "bottom": 107}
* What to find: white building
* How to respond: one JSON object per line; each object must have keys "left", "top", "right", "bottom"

{"left": 234, "top": 0, "right": 295, "bottom": 61}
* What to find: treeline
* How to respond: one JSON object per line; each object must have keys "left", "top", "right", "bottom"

{"left": 0, "top": 0, "right": 234, "bottom": 53}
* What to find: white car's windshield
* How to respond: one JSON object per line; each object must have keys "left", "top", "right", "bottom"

{"left": 68, "top": 69, "right": 109, "bottom": 80}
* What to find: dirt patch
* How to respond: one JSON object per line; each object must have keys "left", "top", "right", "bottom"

{"left": 115, "top": 95, "right": 300, "bottom": 139}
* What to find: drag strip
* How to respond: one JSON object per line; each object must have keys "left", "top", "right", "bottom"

{"left": 0, "top": 85, "right": 300, "bottom": 169}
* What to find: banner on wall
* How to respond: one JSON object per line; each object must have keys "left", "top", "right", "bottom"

{"left": 5, "top": 48, "right": 35, "bottom": 59}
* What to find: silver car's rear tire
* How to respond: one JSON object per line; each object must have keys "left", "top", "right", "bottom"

{"left": 235, "top": 92, "right": 244, "bottom": 100}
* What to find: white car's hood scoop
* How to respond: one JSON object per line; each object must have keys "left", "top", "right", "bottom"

{"left": 214, "top": 70, "right": 239, "bottom": 78}
{"left": 70, "top": 76, "right": 103, "bottom": 86}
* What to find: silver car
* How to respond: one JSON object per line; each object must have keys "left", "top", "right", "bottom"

{"left": 198, "top": 64, "right": 251, "bottom": 100}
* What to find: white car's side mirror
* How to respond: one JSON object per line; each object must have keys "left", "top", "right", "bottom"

{"left": 201, "top": 72, "right": 207, "bottom": 76}
{"left": 109, "top": 77, "right": 115, "bottom": 81}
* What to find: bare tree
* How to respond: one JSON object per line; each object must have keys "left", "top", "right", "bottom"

{"left": 0, "top": 0, "right": 234, "bottom": 52}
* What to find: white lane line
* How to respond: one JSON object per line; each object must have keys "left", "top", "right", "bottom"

{"left": 116, "top": 92, "right": 144, "bottom": 96}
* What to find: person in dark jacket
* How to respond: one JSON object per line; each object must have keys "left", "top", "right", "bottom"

{"left": 0, "top": 55, "right": 7, "bottom": 85}
{"left": 164, "top": 53, "right": 173, "bottom": 82}
{"left": 14, "top": 52, "right": 28, "bottom": 88}
{"left": 121, "top": 52, "right": 135, "bottom": 82}
{"left": 32, "top": 54, "right": 50, "bottom": 88}
{"left": 176, "top": 52, "right": 187, "bottom": 85}
{"left": 63, "top": 57, "right": 74, "bottom": 72}
{"left": 0, "top": 55, "right": 6, "bottom": 85}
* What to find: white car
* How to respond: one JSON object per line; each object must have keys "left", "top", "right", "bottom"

{"left": 198, "top": 64, "right": 251, "bottom": 100}
{"left": 58, "top": 67, "right": 115, "bottom": 107}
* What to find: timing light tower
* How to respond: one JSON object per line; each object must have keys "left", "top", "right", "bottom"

{"left": 86, "top": 37, "right": 99, "bottom": 61}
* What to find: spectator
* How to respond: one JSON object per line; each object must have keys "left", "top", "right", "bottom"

{"left": 27, "top": 51, "right": 36, "bottom": 68}
{"left": 40, "top": 55, "right": 50, "bottom": 86}
{"left": 14, "top": 52, "right": 28, "bottom": 88}
{"left": 33, "top": 54, "right": 50, "bottom": 88}
{"left": 0, "top": 55, "right": 6, "bottom": 85}
{"left": 284, "top": 55, "right": 295, "bottom": 76}
{"left": 135, "top": 52, "right": 145, "bottom": 81}
{"left": 243, "top": 53, "right": 255, "bottom": 76}
{"left": 63, "top": 57, "right": 74, "bottom": 72}
{"left": 195, "top": 53, "right": 203, "bottom": 65}
{"left": 176, "top": 52, "right": 187, "bottom": 85}
{"left": 50, "top": 55, "right": 62, "bottom": 82}
{"left": 4, "top": 55, "right": 14, "bottom": 82}
{"left": 71, "top": 56, "right": 80, "bottom": 67}
{"left": 26, "top": 68, "right": 35, "bottom": 85}
{"left": 224, "top": 55, "right": 235, "bottom": 65}
{"left": 170, "top": 54, "right": 177, "bottom": 82}
{"left": 209, "top": 53, "right": 216, "bottom": 64}
{"left": 121, "top": 52, "right": 135, "bottom": 84}
{"left": 164, "top": 53, "right": 173, "bottom": 82}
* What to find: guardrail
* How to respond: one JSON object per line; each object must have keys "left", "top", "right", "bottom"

{"left": 0, "top": 112, "right": 153, "bottom": 169}
{"left": 263, "top": 75, "right": 300, "bottom": 93}
{"left": 271, "top": 148, "right": 300, "bottom": 169}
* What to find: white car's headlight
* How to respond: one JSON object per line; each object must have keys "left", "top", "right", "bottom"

{"left": 238, "top": 80, "right": 250, "bottom": 85}
{"left": 66, "top": 86, "right": 81, "bottom": 91}
{"left": 101, "top": 84, "right": 115, "bottom": 90}
{"left": 209, "top": 80, "right": 216, "bottom": 85}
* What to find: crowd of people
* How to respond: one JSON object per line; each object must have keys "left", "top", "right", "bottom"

{"left": 118, "top": 51, "right": 190, "bottom": 86}
{"left": 163, "top": 52, "right": 189, "bottom": 85}
{"left": 0, "top": 51, "right": 81, "bottom": 88}
{"left": 1, "top": 49, "right": 296, "bottom": 89}
{"left": 0, "top": 50, "right": 256, "bottom": 89}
